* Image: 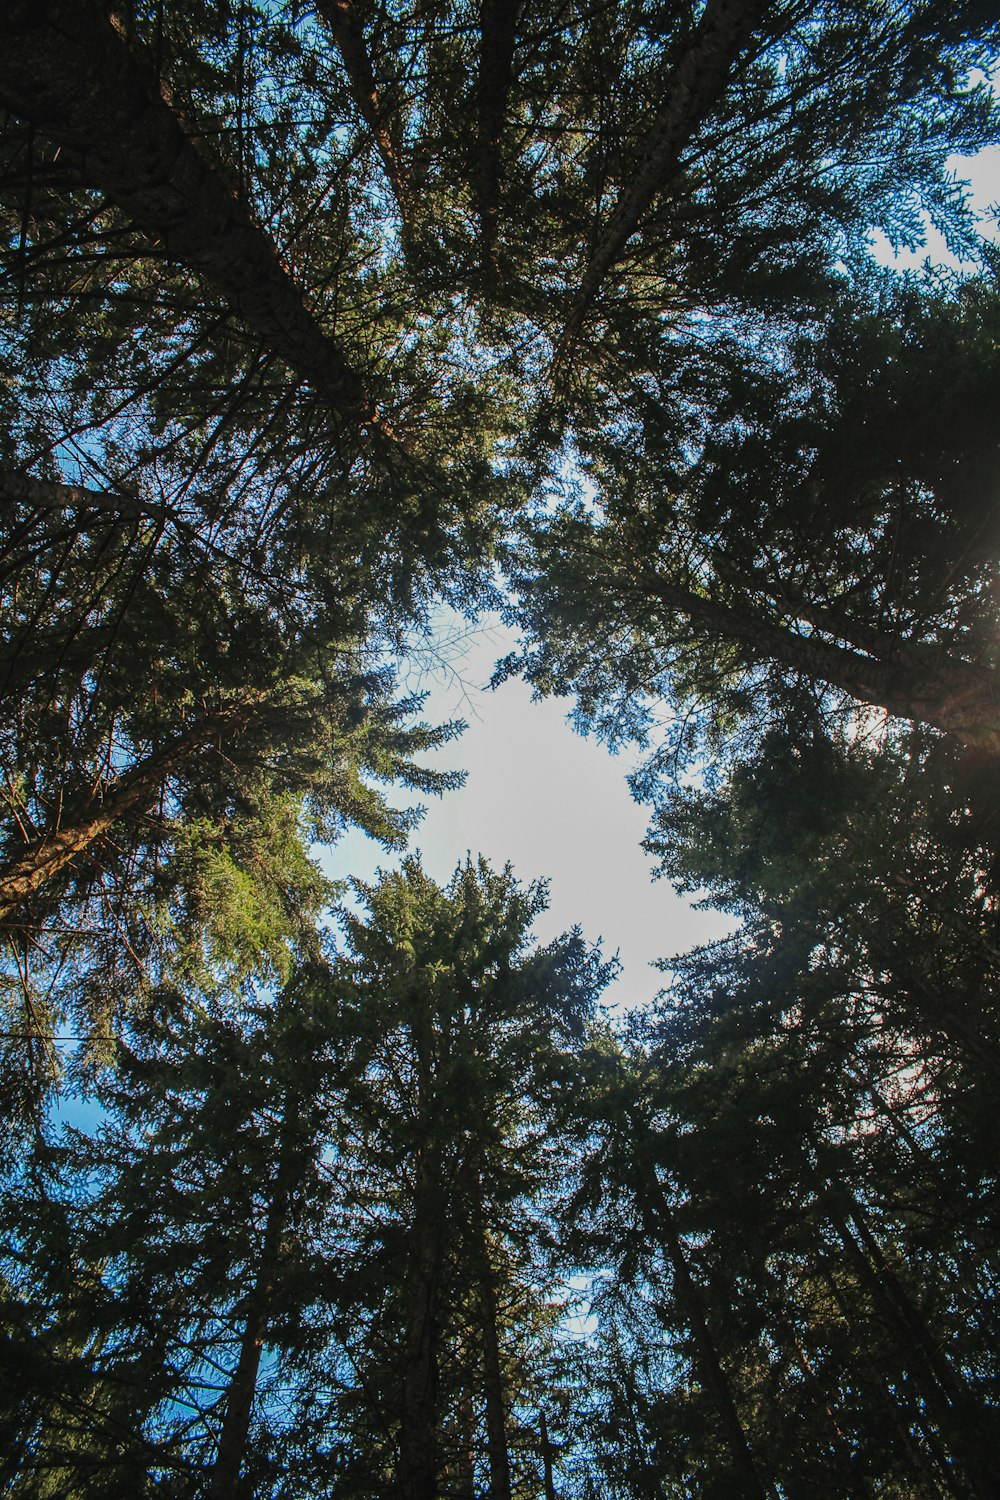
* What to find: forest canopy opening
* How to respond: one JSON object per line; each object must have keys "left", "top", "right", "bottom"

{"left": 2, "top": 1, "right": 1000, "bottom": 1495}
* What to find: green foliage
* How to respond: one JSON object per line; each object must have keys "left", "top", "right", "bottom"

{"left": 3, "top": 3, "right": 1000, "bottom": 1496}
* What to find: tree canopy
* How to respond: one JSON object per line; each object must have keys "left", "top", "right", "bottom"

{"left": 3, "top": 0, "right": 1000, "bottom": 1494}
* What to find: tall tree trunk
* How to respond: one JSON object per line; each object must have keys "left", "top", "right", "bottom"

{"left": 641, "top": 569, "right": 1000, "bottom": 755}
{"left": 633, "top": 1149, "right": 770, "bottom": 1500}
{"left": 0, "top": 696, "right": 268, "bottom": 925}
{"left": 560, "top": 0, "right": 768, "bottom": 347}
{"left": 818, "top": 1257, "right": 952, "bottom": 1500}
{"left": 476, "top": 0, "right": 520, "bottom": 278}
{"left": 769, "top": 1290, "right": 872, "bottom": 1500}
{"left": 539, "top": 1410, "right": 557, "bottom": 1500}
{"left": 455, "top": 1387, "right": 477, "bottom": 1500}
{"left": 470, "top": 1175, "right": 512, "bottom": 1500}
{"left": 0, "top": 1, "right": 370, "bottom": 420}
{"left": 314, "top": 0, "right": 412, "bottom": 230}
{"left": 208, "top": 1094, "right": 300, "bottom": 1500}
{"left": 398, "top": 998, "right": 446, "bottom": 1500}
{"left": 398, "top": 1147, "right": 446, "bottom": 1500}
{"left": 828, "top": 1197, "right": 1000, "bottom": 1500}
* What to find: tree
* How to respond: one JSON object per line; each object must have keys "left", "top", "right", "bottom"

{"left": 559, "top": 708, "right": 1000, "bottom": 1498}
{"left": 4, "top": 4, "right": 1000, "bottom": 1493}
{"left": 506, "top": 273, "right": 1000, "bottom": 769}
{"left": 0, "top": 961, "right": 364, "bottom": 1497}
{"left": 295, "top": 857, "right": 613, "bottom": 1497}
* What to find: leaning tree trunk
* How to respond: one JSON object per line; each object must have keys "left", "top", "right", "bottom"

{"left": 560, "top": 0, "right": 768, "bottom": 347}
{"left": 315, "top": 0, "right": 412, "bottom": 232}
{"left": 817, "top": 1254, "right": 953, "bottom": 1500}
{"left": 0, "top": 696, "right": 269, "bottom": 926}
{"left": 642, "top": 569, "right": 1000, "bottom": 756}
{"left": 0, "top": 0, "right": 370, "bottom": 421}
{"left": 825, "top": 1189, "right": 1000, "bottom": 1500}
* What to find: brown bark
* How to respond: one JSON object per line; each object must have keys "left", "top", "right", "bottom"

{"left": 0, "top": 1, "right": 370, "bottom": 420}
{"left": 314, "top": 0, "right": 412, "bottom": 230}
{"left": 476, "top": 0, "right": 520, "bottom": 278}
{"left": 0, "top": 696, "right": 266, "bottom": 924}
{"left": 0, "top": 462, "right": 188, "bottom": 530}
{"left": 642, "top": 570, "right": 1000, "bottom": 755}
{"left": 208, "top": 1095, "right": 300, "bottom": 1500}
{"left": 559, "top": 0, "right": 768, "bottom": 347}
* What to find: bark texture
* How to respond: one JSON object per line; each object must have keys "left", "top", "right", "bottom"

{"left": 0, "top": 462, "right": 172, "bottom": 524}
{"left": 0, "top": 0, "right": 370, "bottom": 419}
{"left": 642, "top": 570, "right": 1000, "bottom": 755}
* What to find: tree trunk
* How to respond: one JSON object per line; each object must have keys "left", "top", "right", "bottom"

{"left": 476, "top": 0, "right": 520, "bottom": 278}
{"left": 315, "top": 0, "right": 412, "bottom": 231}
{"left": 0, "top": 1, "right": 369, "bottom": 420}
{"left": 539, "top": 1410, "right": 557, "bottom": 1500}
{"left": 770, "top": 1295, "right": 872, "bottom": 1500}
{"left": 643, "top": 570, "right": 1000, "bottom": 755}
{"left": 208, "top": 1094, "right": 300, "bottom": 1500}
{"left": 634, "top": 1148, "right": 770, "bottom": 1500}
{"left": 828, "top": 1198, "right": 1000, "bottom": 1500}
{"left": 0, "top": 696, "right": 267, "bottom": 924}
{"left": 560, "top": 0, "right": 768, "bottom": 346}
{"left": 0, "top": 464, "right": 151, "bottom": 523}
{"left": 455, "top": 1387, "right": 477, "bottom": 1500}
{"left": 818, "top": 1257, "right": 951, "bottom": 1500}
{"left": 398, "top": 1147, "right": 446, "bottom": 1500}
{"left": 470, "top": 1177, "right": 512, "bottom": 1500}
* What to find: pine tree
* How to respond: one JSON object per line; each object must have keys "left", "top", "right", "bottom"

{"left": 291, "top": 857, "right": 612, "bottom": 1497}
{"left": 0, "top": 962, "right": 356, "bottom": 1496}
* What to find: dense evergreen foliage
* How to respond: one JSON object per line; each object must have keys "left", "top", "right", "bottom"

{"left": 2, "top": 0, "right": 1000, "bottom": 1493}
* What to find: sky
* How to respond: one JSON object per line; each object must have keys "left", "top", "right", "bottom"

{"left": 321, "top": 142, "right": 1000, "bottom": 1015}
{"left": 321, "top": 612, "right": 732, "bottom": 1014}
